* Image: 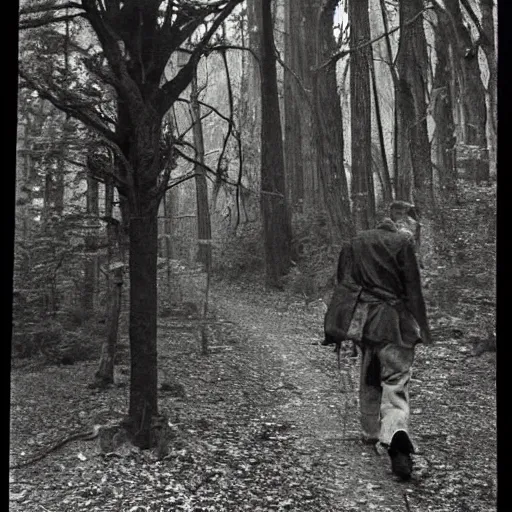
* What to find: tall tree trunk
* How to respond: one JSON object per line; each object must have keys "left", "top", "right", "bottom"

{"left": 283, "top": 0, "right": 304, "bottom": 207}
{"left": 162, "top": 190, "right": 172, "bottom": 293}
{"left": 125, "top": 116, "right": 161, "bottom": 449}
{"left": 375, "top": 0, "right": 400, "bottom": 199}
{"left": 259, "top": 0, "right": 293, "bottom": 285}
{"left": 127, "top": 205, "right": 159, "bottom": 448}
{"left": 284, "top": 0, "right": 320, "bottom": 211}
{"left": 395, "top": 0, "right": 434, "bottom": 265}
{"left": 240, "top": 0, "right": 263, "bottom": 193}
{"left": 82, "top": 173, "right": 99, "bottom": 317}
{"left": 370, "top": 58, "right": 393, "bottom": 204}
{"left": 53, "top": 117, "right": 67, "bottom": 217}
{"left": 15, "top": 116, "right": 32, "bottom": 271}
{"left": 349, "top": 0, "right": 374, "bottom": 231}
{"left": 480, "top": 0, "right": 497, "bottom": 179}
{"left": 312, "top": 0, "right": 353, "bottom": 243}
{"left": 445, "top": 0, "right": 489, "bottom": 183}
{"left": 94, "top": 177, "right": 123, "bottom": 388}
{"left": 191, "top": 70, "right": 212, "bottom": 354}
{"left": 54, "top": 168, "right": 65, "bottom": 216}
{"left": 432, "top": 8, "right": 458, "bottom": 202}
{"left": 191, "top": 72, "right": 212, "bottom": 269}
{"left": 42, "top": 172, "right": 53, "bottom": 225}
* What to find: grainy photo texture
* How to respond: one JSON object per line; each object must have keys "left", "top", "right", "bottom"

{"left": 12, "top": 0, "right": 496, "bottom": 511}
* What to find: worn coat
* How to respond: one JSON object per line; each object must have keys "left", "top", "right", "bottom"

{"left": 324, "top": 219, "right": 431, "bottom": 347}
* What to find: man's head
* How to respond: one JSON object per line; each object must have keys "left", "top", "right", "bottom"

{"left": 389, "top": 201, "right": 421, "bottom": 246}
{"left": 389, "top": 200, "right": 418, "bottom": 223}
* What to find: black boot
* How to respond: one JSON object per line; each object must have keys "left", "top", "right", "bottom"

{"left": 388, "top": 430, "right": 414, "bottom": 480}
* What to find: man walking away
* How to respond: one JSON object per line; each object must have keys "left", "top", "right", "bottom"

{"left": 323, "top": 201, "right": 432, "bottom": 480}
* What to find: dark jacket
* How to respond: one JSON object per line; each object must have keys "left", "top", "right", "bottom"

{"left": 324, "top": 219, "right": 431, "bottom": 347}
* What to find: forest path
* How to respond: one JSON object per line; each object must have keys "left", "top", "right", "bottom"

{"left": 211, "top": 182, "right": 497, "bottom": 512}
{"left": 211, "top": 282, "right": 422, "bottom": 511}
{"left": 9, "top": 184, "right": 495, "bottom": 512}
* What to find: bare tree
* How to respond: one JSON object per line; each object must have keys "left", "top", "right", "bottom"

{"left": 19, "top": 0, "right": 243, "bottom": 448}
{"left": 190, "top": 72, "right": 212, "bottom": 270}
{"left": 82, "top": 172, "right": 99, "bottom": 317}
{"left": 94, "top": 173, "right": 124, "bottom": 388}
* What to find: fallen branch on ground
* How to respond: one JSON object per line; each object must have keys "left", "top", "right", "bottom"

{"left": 10, "top": 425, "right": 101, "bottom": 470}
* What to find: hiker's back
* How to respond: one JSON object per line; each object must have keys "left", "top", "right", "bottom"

{"left": 350, "top": 224, "right": 410, "bottom": 297}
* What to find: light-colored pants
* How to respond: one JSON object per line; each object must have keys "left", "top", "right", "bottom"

{"left": 358, "top": 341, "right": 415, "bottom": 447}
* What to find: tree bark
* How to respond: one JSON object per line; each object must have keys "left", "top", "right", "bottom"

{"left": 259, "top": 0, "right": 293, "bottom": 285}
{"left": 53, "top": 116, "right": 67, "bottom": 217}
{"left": 127, "top": 206, "right": 159, "bottom": 448}
{"left": 281, "top": 0, "right": 321, "bottom": 211}
{"left": 444, "top": 0, "right": 489, "bottom": 183}
{"left": 374, "top": 0, "right": 399, "bottom": 197}
{"left": 20, "top": 0, "right": 244, "bottom": 451}
{"left": 118, "top": 105, "right": 161, "bottom": 448}
{"left": 191, "top": 72, "right": 212, "bottom": 270}
{"left": 349, "top": 0, "right": 374, "bottom": 231}
{"left": 94, "top": 177, "right": 123, "bottom": 388}
{"left": 312, "top": 0, "right": 352, "bottom": 242}
{"left": 480, "top": 0, "right": 497, "bottom": 179}
{"left": 370, "top": 58, "right": 393, "bottom": 204}
{"left": 283, "top": 0, "right": 304, "bottom": 207}
{"left": 395, "top": 0, "right": 434, "bottom": 265}
{"left": 82, "top": 173, "right": 99, "bottom": 317}
{"left": 395, "top": 0, "right": 433, "bottom": 206}
{"left": 162, "top": 190, "right": 172, "bottom": 293}
{"left": 240, "top": 0, "right": 263, "bottom": 193}
{"left": 432, "top": 8, "right": 457, "bottom": 201}
{"left": 15, "top": 114, "right": 33, "bottom": 267}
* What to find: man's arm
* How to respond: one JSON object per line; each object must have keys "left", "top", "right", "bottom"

{"left": 398, "top": 241, "right": 432, "bottom": 344}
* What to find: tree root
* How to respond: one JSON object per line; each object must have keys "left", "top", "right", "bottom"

{"left": 10, "top": 425, "right": 101, "bottom": 470}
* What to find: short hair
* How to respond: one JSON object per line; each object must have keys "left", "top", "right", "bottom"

{"left": 390, "top": 201, "right": 419, "bottom": 221}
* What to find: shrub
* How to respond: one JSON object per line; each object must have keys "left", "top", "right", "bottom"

{"left": 212, "top": 221, "right": 264, "bottom": 279}
{"left": 288, "top": 210, "right": 340, "bottom": 295}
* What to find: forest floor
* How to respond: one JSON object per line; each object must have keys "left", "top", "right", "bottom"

{"left": 10, "top": 181, "right": 496, "bottom": 512}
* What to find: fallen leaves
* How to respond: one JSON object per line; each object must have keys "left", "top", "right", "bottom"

{"left": 9, "top": 182, "right": 496, "bottom": 511}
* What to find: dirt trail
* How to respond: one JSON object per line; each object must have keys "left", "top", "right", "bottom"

{"left": 206, "top": 183, "right": 497, "bottom": 512}
{"left": 212, "top": 283, "right": 426, "bottom": 511}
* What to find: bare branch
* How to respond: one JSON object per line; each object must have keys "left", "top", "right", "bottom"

{"left": 19, "top": 13, "right": 86, "bottom": 30}
{"left": 89, "top": 163, "right": 130, "bottom": 194}
{"left": 272, "top": 40, "right": 312, "bottom": 103}
{"left": 217, "top": 45, "right": 235, "bottom": 172}
{"left": 214, "top": 34, "right": 243, "bottom": 227}
{"left": 156, "top": 0, "right": 243, "bottom": 115}
{"left": 177, "top": 109, "right": 214, "bottom": 140}
{"left": 208, "top": 44, "right": 260, "bottom": 64}
{"left": 176, "top": 97, "right": 232, "bottom": 125}
{"left": 152, "top": 158, "right": 176, "bottom": 200}
{"left": 315, "top": 6, "right": 434, "bottom": 71}
{"left": 81, "top": 0, "right": 144, "bottom": 112}
{"left": 19, "top": 2, "right": 83, "bottom": 15}
{"left": 19, "top": 69, "right": 119, "bottom": 144}
{"left": 173, "top": 145, "right": 240, "bottom": 188}
{"left": 164, "top": 171, "right": 200, "bottom": 191}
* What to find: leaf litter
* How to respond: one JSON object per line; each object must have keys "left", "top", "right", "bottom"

{"left": 10, "top": 182, "right": 495, "bottom": 511}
